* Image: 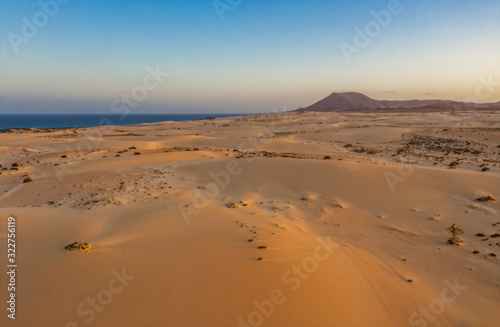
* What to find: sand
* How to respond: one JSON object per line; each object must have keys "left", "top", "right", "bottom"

{"left": 0, "top": 110, "right": 499, "bottom": 326}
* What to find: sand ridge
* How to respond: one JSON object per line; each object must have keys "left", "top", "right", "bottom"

{"left": 0, "top": 111, "right": 499, "bottom": 326}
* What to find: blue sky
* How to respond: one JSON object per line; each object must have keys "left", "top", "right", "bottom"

{"left": 1, "top": 0, "right": 499, "bottom": 114}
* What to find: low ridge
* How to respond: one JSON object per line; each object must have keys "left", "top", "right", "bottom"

{"left": 295, "top": 92, "right": 500, "bottom": 112}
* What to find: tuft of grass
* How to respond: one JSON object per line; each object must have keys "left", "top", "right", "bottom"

{"left": 476, "top": 195, "right": 496, "bottom": 202}
{"left": 446, "top": 223, "right": 464, "bottom": 245}
{"left": 65, "top": 242, "right": 91, "bottom": 251}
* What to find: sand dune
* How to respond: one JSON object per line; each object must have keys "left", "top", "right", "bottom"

{"left": 1, "top": 111, "right": 499, "bottom": 326}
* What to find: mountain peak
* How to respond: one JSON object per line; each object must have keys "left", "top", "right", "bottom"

{"left": 296, "top": 92, "right": 382, "bottom": 111}
{"left": 295, "top": 92, "right": 500, "bottom": 112}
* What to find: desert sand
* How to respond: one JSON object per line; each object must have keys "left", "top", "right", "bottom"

{"left": 0, "top": 110, "right": 499, "bottom": 327}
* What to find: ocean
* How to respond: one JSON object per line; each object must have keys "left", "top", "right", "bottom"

{"left": 0, "top": 114, "right": 245, "bottom": 129}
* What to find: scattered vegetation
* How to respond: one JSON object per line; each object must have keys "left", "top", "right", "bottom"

{"left": 65, "top": 242, "right": 91, "bottom": 251}
{"left": 226, "top": 201, "right": 248, "bottom": 208}
{"left": 476, "top": 195, "right": 496, "bottom": 202}
{"left": 446, "top": 223, "right": 464, "bottom": 245}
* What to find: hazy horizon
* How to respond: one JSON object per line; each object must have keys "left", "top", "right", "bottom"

{"left": 1, "top": 0, "right": 499, "bottom": 114}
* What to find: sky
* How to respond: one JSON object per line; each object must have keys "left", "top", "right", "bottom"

{"left": 0, "top": 0, "right": 499, "bottom": 114}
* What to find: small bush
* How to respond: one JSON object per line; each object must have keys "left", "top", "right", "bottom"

{"left": 446, "top": 223, "right": 464, "bottom": 245}
{"left": 476, "top": 196, "right": 496, "bottom": 202}
{"left": 65, "top": 242, "right": 91, "bottom": 251}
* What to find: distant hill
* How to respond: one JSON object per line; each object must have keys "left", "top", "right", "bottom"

{"left": 294, "top": 92, "right": 500, "bottom": 112}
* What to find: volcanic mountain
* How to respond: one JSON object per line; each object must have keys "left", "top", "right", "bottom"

{"left": 295, "top": 92, "right": 500, "bottom": 112}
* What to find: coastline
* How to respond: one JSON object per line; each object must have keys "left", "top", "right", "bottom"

{"left": 0, "top": 110, "right": 499, "bottom": 326}
{"left": 0, "top": 113, "right": 247, "bottom": 130}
